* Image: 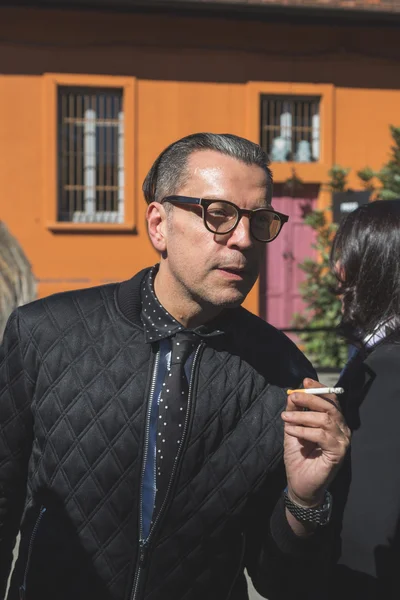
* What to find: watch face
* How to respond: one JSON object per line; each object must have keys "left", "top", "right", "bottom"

{"left": 321, "top": 491, "right": 333, "bottom": 524}
{"left": 321, "top": 492, "right": 333, "bottom": 524}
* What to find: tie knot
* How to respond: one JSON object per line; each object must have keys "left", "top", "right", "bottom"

{"left": 171, "top": 332, "right": 198, "bottom": 365}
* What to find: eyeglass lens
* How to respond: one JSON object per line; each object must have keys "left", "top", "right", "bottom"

{"left": 205, "top": 201, "right": 281, "bottom": 241}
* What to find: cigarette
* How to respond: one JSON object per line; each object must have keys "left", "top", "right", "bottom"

{"left": 287, "top": 387, "right": 344, "bottom": 395}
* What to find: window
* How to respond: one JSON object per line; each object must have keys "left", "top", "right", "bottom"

{"left": 57, "top": 87, "right": 124, "bottom": 223}
{"left": 260, "top": 96, "right": 320, "bottom": 163}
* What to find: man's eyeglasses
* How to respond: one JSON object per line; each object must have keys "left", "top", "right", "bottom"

{"left": 161, "top": 196, "right": 289, "bottom": 243}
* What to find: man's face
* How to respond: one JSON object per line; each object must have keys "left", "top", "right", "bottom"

{"left": 154, "top": 150, "right": 270, "bottom": 309}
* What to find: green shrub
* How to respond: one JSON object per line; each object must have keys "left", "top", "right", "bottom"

{"left": 376, "top": 125, "right": 400, "bottom": 200}
{"left": 292, "top": 210, "right": 348, "bottom": 368}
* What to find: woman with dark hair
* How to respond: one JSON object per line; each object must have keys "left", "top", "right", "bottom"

{"left": 329, "top": 199, "right": 400, "bottom": 600}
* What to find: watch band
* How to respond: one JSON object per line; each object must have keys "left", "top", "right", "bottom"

{"left": 283, "top": 489, "right": 332, "bottom": 526}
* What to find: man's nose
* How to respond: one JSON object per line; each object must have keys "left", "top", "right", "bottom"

{"left": 226, "top": 215, "right": 253, "bottom": 249}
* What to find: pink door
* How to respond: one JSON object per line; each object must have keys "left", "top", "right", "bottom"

{"left": 260, "top": 184, "right": 318, "bottom": 338}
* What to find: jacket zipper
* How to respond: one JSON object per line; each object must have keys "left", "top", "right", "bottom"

{"left": 130, "top": 349, "right": 160, "bottom": 600}
{"left": 131, "top": 343, "right": 204, "bottom": 600}
{"left": 19, "top": 506, "right": 47, "bottom": 600}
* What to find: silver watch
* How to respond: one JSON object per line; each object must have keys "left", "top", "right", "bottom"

{"left": 283, "top": 489, "right": 332, "bottom": 526}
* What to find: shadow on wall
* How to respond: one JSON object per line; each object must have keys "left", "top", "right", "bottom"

{"left": 0, "top": 221, "right": 37, "bottom": 340}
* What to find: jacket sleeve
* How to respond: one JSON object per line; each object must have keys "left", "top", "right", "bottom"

{"left": 245, "top": 458, "right": 333, "bottom": 600}
{"left": 0, "top": 310, "right": 33, "bottom": 598}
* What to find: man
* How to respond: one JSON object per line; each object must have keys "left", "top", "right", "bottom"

{"left": 0, "top": 133, "right": 349, "bottom": 600}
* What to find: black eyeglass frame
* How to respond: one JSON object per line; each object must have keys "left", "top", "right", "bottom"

{"left": 161, "top": 195, "right": 289, "bottom": 243}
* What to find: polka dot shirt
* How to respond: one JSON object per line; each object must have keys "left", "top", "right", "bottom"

{"left": 141, "top": 266, "right": 184, "bottom": 343}
{"left": 140, "top": 266, "right": 200, "bottom": 524}
{"left": 140, "top": 266, "right": 226, "bottom": 533}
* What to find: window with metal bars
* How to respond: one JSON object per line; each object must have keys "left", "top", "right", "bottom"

{"left": 260, "top": 95, "right": 320, "bottom": 163}
{"left": 57, "top": 87, "right": 124, "bottom": 223}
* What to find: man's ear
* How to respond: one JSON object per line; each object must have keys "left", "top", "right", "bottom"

{"left": 146, "top": 202, "right": 168, "bottom": 252}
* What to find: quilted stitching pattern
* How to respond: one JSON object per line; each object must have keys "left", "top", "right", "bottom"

{"left": 144, "top": 349, "right": 286, "bottom": 599}
{"left": 0, "top": 312, "right": 33, "bottom": 472}
{"left": 25, "top": 288, "right": 151, "bottom": 596}
{"left": 0, "top": 282, "right": 315, "bottom": 600}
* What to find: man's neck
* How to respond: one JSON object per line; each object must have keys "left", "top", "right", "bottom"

{"left": 153, "top": 267, "right": 222, "bottom": 329}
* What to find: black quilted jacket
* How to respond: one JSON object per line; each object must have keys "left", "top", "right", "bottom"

{"left": 0, "top": 268, "right": 327, "bottom": 600}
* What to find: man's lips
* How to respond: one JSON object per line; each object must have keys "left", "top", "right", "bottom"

{"left": 215, "top": 266, "right": 248, "bottom": 279}
{"left": 216, "top": 263, "right": 247, "bottom": 272}
{"left": 219, "top": 267, "right": 245, "bottom": 272}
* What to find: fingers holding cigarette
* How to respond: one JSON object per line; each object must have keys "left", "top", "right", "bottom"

{"left": 286, "top": 379, "right": 343, "bottom": 412}
{"left": 282, "top": 378, "right": 350, "bottom": 447}
{"left": 281, "top": 379, "right": 351, "bottom": 505}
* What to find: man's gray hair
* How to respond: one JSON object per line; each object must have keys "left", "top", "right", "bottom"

{"left": 142, "top": 133, "right": 273, "bottom": 206}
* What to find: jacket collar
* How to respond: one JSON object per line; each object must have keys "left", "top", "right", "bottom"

{"left": 116, "top": 267, "right": 151, "bottom": 327}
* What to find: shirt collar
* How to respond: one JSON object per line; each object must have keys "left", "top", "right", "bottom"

{"left": 364, "top": 318, "right": 396, "bottom": 348}
{"left": 141, "top": 266, "right": 184, "bottom": 343}
{"left": 140, "top": 265, "right": 227, "bottom": 344}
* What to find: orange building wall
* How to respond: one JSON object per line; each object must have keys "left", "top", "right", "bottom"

{"left": 335, "top": 88, "right": 400, "bottom": 189}
{"left": 0, "top": 74, "right": 253, "bottom": 304}
{"left": 1, "top": 6, "right": 399, "bottom": 315}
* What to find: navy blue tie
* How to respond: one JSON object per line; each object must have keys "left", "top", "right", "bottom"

{"left": 153, "top": 332, "right": 198, "bottom": 519}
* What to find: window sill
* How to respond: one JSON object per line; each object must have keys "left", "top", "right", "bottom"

{"left": 46, "top": 222, "right": 137, "bottom": 234}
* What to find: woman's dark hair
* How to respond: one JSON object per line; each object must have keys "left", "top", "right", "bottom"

{"left": 330, "top": 199, "right": 400, "bottom": 344}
